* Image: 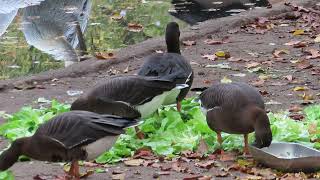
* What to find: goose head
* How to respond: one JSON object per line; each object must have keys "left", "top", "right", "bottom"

{"left": 0, "top": 137, "right": 31, "bottom": 171}
{"left": 165, "top": 22, "right": 181, "bottom": 54}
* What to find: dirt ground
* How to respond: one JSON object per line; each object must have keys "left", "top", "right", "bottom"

{"left": 1, "top": 0, "right": 320, "bottom": 179}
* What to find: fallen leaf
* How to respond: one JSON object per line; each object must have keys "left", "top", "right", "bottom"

{"left": 272, "top": 49, "right": 289, "bottom": 58}
{"left": 242, "top": 175, "right": 263, "bottom": 180}
{"left": 250, "top": 168, "right": 276, "bottom": 180}
{"left": 124, "top": 159, "right": 144, "bottom": 166}
{"left": 293, "top": 86, "right": 308, "bottom": 91}
{"left": 215, "top": 172, "right": 230, "bottom": 177}
{"left": 296, "top": 60, "right": 313, "bottom": 69}
{"left": 289, "top": 113, "right": 304, "bottom": 120}
{"left": 183, "top": 40, "right": 196, "bottom": 46}
{"left": 284, "top": 41, "right": 307, "bottom": 48}
{"left": 183, "top": 175, "right": 204, "bottom": 180}
{"left": 95, "top": 52, "right": 115, "bottom": 60}
{"left": 314, "top": 34, "right": 320, "bottom": 43}
{"left": 195, "top": 160, "right": 217, "bottom": 169}
{"left": 250, "top": 79, "right": 265, "bottom": 87}
{"left": 172, "top": 162, "right": 188, "bottom": 173}
{"left": 196, "top": 138, "right": 208, "bottom": 155}
{"left": 198, "top": 176, "right": 212, "bottom": 180}
{"left": 284, "top": 75, "right": 294, "bottom": 81}
{"left": 306, "top": 49, "right": 320, "bottom": 59}
{"left": 292, "top": 29, "right": 305, "bottom": 35}
{"left": 205, "top": 63, "right": 231, "bottom": 69}
{"left": 221, "top": 76, "right": 232, "bottom": 84}
{"left": 308, "top": 123, "right": 318, "bottom": 135}
{"left": 232, "top": 73, "right": 246, "bottom": 77}
{"left": 246, "top": 62, "right": 260, "bottom": 68}
{"left": 127, "top": 23, "right": 143, "bottom": 32}
{"left": 82, "top": 161, "right": 99, "bottom": 167}
{"left": 215, "top": 51, "right": 230, "bottom": 59}
{"left": 220, "top": 152, "right": 236, "bottom": 162}
{"left": 202, "top": 54, "right": 217, "bottom": 61}
{"left": 289, "top": 105, "right": 303, "bottom": 112}
{"left": 228, "top": 57, "right": 245, "bottom": 62}
{"left": 301, "top": 92, "right": 314, "bottom": 101}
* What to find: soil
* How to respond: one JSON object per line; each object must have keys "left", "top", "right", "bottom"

{"left": 1, "top": 0, "right": 320, "bottom": 179}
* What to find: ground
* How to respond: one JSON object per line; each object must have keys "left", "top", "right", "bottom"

{"left": 1, "top": 0, "right": 320, "bottom": 179}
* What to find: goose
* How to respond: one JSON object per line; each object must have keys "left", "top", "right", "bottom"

{"left": 0, "top": 0, "right": 45, "bottom": 37}
{"left": 137, "top": 22, "right": 193, "bottom": 112}
{"left": 21, "top": 0, "right": 91, "bottom": 67}
{"left": 71, "top": 75, "right": 188, "bottom": 119}
{"left": 199, "top": 82, "right": 272, "bottom": 155}
{"left": 71, "top": 75, "right": 188, "bottom": 138}
{"left": 0, "top": 111, "right": 139, "bottom": 179}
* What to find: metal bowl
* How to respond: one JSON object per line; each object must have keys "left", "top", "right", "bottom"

{"left": 249, "top": 142, "right": 320, "bottom": 172}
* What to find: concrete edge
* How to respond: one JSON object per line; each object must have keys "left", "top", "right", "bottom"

{"left": 0, "top": 0, "right": 317, "bottom": 91}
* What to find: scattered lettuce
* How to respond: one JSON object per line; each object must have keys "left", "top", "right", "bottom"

{"left": 0, "top": 171, "right": 14, "bottom": 180}
{"left": 1, "top": 98, "right": 320, "bottom": 165}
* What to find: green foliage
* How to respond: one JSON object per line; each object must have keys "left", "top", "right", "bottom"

{"left": 0, "top": 100, "right": 70, "bottom": 141}
{"left": 0, "top": 171, "right": 14, "bottom": 180}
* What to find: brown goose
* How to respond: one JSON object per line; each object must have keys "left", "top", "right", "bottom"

{"left": 137, "top": 22, "right": 193, "bottom": 112}
{"left": 199, "top": 82, "right": 272, "bottom": 154}
{"left": 0, "top": 111, "right": 139, "bottom": 179}
{"left": 71, "top": 75, "right": 188, "bottom": 119}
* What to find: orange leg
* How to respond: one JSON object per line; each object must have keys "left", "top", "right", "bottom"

{"left": 243, "top": 134, "right": 250, "bottom": 155}
{"left": 216, "top": 131, "right": 224, "bottom": 154}
{"left": 68, "top": 161, "right": 80, "bottom": 180}
{"left": 177, "top": 101, "right": 182, "bottom": 112}
{"left": 135, "top": 126, "right": 145, "bottom": 139}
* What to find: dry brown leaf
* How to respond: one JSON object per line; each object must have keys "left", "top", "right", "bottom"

{"left": 284, "top": 41, "right": 307, "bottom": 48}
{"left": 124, "top": 159, "right": 144, "bottom": 166}
{"left": 220, "top": 152, "right": 236, "bottom": 162}
{"left": 215, "top": 172, "right": 230, "bottom": 177}
{"left": 301, "top": 92, "right": 314, "bottom": 101}
{"left": 273, "top": 49, "right": 289, "bottom": 58}
{"left": 95, "top": 52, "right": 115, "bottom": 60}
{"left": 183, "top": 40, "right": 196, "bottom": 46}
{"left": 172, "top": 162, "right": 188, "bottom": 173}
{"left": 289, "top": 113, "right": 304, "bottom": 121}
{"left": 306, "top": 49, "right": 320, "bottom": 59}
{"left": 284, "top": 75, "right": 294, "bottom": 81}
{"left": 195, "top": 160, "right": 217, "bottom": 169}
{"left": 246, "top": 62, "right": 260, "bottom": 68}
{"left": 183, "top": 175, "right": 205, "bottom": 180}
{"left": 289, "top": 105, "right": 303, "bottom": 112}
{"left": 202, "top": 54, "right": 217, "bottom": 61}
{"left": 251, "top": 79, "right": 265, "bottom": 87}
{"left": 127, "top": 23, "right": 143, "bottom": 32}
{"left": 112, "top": 173, "right": 125, "bottom": 180}
{"left": 296, "top": 60, "right": 313, "bottom": 69}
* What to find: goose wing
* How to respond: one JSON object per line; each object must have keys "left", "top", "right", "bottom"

{"left": 90, "top": 75, "right": 177, "bottom": 106}
{"left": 35, "top": 111, "right": 139, "bottom": 149}
{"left": 138, "top": 53, "right": 192, "bottom": 82}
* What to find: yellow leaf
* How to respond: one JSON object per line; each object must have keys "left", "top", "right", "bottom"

{"left": 293, "top": 86, "right": 308, "bottom": 91}
{"left": 293, "top": 29, "right": 304, "bottom": 36}
{"left": 258, "top": 75, "right": 270, "bottom": 80}
{"left": 215, "top": 51, "right": 226, "bottom": 57}
{"left": 315, "top": 34, "right": 320, "bottom": 43}
{"left": 220, "top": 76, "right": 232, "bottom": 84}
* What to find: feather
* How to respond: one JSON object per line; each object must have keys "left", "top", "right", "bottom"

{"left": 35, "top": 111, "right": 139, "bottom": 149}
